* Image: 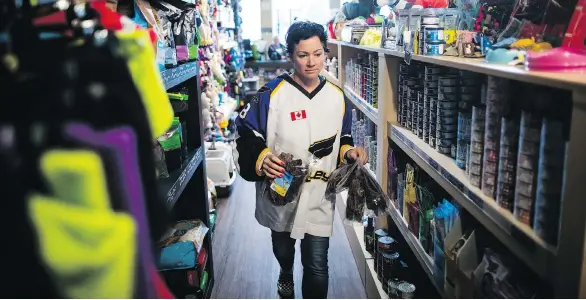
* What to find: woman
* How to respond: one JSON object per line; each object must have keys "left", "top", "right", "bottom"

{"left": 235, "top": 21, "right": 367, "bottom": 299}
{"left": 267, "top": 36, "right": 286, "bottom": 60}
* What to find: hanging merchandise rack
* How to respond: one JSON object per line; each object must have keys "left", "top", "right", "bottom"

{"left": 1, "top": 0, "right": 214, "bottom": 297}
{"left": 328, "top": 34, "right": 586, "bottom": 298}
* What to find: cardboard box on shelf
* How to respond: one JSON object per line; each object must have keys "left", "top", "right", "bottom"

{"left": 443, "top": 218, "right": 480, "bottom": 299}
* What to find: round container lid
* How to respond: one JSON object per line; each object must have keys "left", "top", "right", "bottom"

{"left": 374, "top": 229, "right": 388, "bottom": 237}
{"left": 398, "top": 282, "right": 416, "bottom": 293}
{"left": 382, "top": 251, "right": 400, "bottom": 259}
{"left": 378, "top": 236, "right": 395, "bottom": 244}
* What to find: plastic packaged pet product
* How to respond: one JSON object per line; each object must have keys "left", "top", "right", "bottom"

{"left": 481, "top": 76, "right": 510, "bottom": 198}
{"left": 397, "top": 173, "right": 405, "bottom": 216}
{"left": 173, "top": 13, "right": 189, "bottom": 63}
{"left": 153, "top": 141, "right": 169, "bottom": 179}
{"left": 158, "top": 219, "right": 209, "bottom": 271}
{"left": 403, "top": 164, "right": 417, "bottom": 225}
{"left": 184, "top": 9, "right": 200, "bottom": 61}
{"left": 387, "top": 148, "right": 398, "bottom": 204}
{"left": 325, "top": 161, "right": 388, "bottom": 224}
{"left": 159, "top": 11, "right": 178, "bottom": 68}
{"left": 533, "top": 118, "right": 566, "bottom": 244}
{"left": 264, "top": 151, "right": 311, "bottom": 206}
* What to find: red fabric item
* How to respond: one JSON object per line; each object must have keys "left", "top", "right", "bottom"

{"left": 563, "top": 0, "right": 586, "bottom": 49}
{"left": 153, "top": 268, "right": 175, "bottom": 299}
{"left": 90, "top": 1, "right": 123, "bottom": 30}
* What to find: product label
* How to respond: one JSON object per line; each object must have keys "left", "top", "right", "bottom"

{"left": 270, "top": 171, "right": 293, "bottom": 197}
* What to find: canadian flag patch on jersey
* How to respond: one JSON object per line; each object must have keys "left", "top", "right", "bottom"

{"left": 290, "top": 110, "right": 307, "bottom": 121}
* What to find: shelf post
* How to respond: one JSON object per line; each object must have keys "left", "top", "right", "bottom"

{"left": 377, "top": 54, "right": 399, "bottom": 195}
{"left": 557, "top": 88, "right": 586, "bottom": 298}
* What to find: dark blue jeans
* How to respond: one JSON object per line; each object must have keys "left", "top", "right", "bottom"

{"left": 271, "top": 230, "right": 330, "bottom": 299}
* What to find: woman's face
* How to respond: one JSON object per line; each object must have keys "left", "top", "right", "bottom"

{"left": 291, "top": 36, "right": 326, "bottom": 81}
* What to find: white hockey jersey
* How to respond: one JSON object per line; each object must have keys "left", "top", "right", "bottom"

{"left": 235, "top": 73, "right": 354, "bottom": 239}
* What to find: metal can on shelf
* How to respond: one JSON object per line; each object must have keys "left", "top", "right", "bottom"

{"left": 398, "top": 282, "right": 416, "bottom": 299}
{"left": 381, "top": 252, "right": 400, "bottom": 291}
{"left": 376, "top": 236, "right": 395, "bottom": 281}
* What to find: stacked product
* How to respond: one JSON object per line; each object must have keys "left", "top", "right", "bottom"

{"left": 397, "top": 62, "right": 421, "bottom": 131}
{"left": 436, "top": 72, "right": 459, "bottom": 156}
{"left": 346, "top": 53, "right": 379, "bottom": 108}
{"left": 373, "top": 228, "right": 389, "bottom": 271}
{"left": 482, "top": 77, "right": 511, "bottom": 198}
{"left": 495, "top": 116, "right": 519, "bottom": 212}
{"left": 351, "top": 109, "right": 378, "bottom": 173}
{"left": 424, "top": 65, "right": 441, "bottom": 148}
{"left": 455, "top": 71, "right": 483, "bottom": 170}
{"left": 467, "top": 104, "right": 485, "bottom": 187}
{"left": 533, "top": 118, "right": 566, "bottom": 244}
{"left": 514, "top": 111, "right": 543, "bottom": 225}
{"left": 419, "top": 11, "right": 447, "bottom": 56}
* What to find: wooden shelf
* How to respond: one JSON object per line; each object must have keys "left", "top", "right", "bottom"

{"left": 331, "top": 35, "right": 586, "bottom": 297}
{"left": 388, "top": 124, "right": 555, "bottom": 280}
{"left": 330, "top": 40, "right": 586, "bottom": 91}
{"left": 344, "top": 85, "right": 380, "bottom": 125}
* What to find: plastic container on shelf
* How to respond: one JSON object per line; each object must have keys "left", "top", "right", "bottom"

{"left": 525, "top": 47, "right": 586, "bottom": 71}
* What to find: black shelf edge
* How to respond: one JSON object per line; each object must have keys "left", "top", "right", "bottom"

{"left": 204, "top": 277, "right": 214, "bottom": 299}
{"left": 161, "top": 62, "right": 199, "bottom": 90}
{"left": 158, "top": 146, "right": 204, "bottom": 209}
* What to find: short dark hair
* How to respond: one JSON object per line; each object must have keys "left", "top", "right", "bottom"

{"left": 285, "top": 21, "right": 328, "bottom": 56}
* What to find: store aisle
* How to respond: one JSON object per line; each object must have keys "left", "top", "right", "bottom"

{"left": 211, "top": 177, "right": 367, "bottom": 299}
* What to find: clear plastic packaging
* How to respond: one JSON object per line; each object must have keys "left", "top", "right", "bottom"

{"left": 153, "top": 141, "right": 169, "bottom": 179}
{"left": 263, "top": 150, "right": 311, "bottom": 206}
{"left": 325, "top": 161, "right": 388, "bottom": 224}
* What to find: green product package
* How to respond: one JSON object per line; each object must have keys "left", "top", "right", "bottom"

{"left": 188, "top": 30, "right": 201, "bottom": 60}
{"left": 168, "top": 93, "right": 189, "bottom": 101}
{"left": 200, "top": 270, "right": 209, "bottom": 290}
{"left": 157, "top": 118, "right": 183, "bottom": 151}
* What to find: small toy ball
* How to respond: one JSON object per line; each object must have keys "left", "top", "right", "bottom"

{"left": 220, "top": 119, "right": 229, "bottom": 129}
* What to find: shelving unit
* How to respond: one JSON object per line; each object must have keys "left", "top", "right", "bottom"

{"left": 161, "top": 62, "right": 200, "bottom": 90}
{"left": 344, "top": 85, "right": 380, "bottom": 125}
{"left": 157, "top": 62, "right": 215, "bottom": 298}
{"left": 385, "top": 205, "right": 436, "bottom": 290}
{"left": 337, "top": 192, "right": 387, "bottom": 299}
{"left": 157, "top": 147, "right": 204, "bottom": 209}
{"left": 328, "top": 39, "right": 586, "bottom": 298}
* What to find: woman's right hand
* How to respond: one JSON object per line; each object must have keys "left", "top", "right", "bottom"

{"left": 262, "top": 153, "right": 286, "bottom": 179}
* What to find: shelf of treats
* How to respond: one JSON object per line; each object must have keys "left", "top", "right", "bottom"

{"left": 344, "top": 85, "right": 380, "bottom": 125}
{"left": 385, "top": 204, "right": 435, "bottom": 288}
{"left": 339, "top": 192, "right": 387, "bottom": 298}
{"left": 388, "top": 123, "right": 555, "bottom": 280}
{"left": 161, "top": 62, "right": 200, "bottom": 90}
{"left": 157, "top": 146, "right": 204, "bottom": 209}
{"left": 365, "top": 259, "right": 390, "bottom": 299}
{"left": 321, "top": 70, "right": 340, "bottom": 87}
{"left": 330, "top": 40, "right": 586, "bottom": 91}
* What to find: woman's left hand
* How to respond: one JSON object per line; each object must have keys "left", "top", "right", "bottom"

{"left": 345, "top": 147, "right": 368, "bottom": 165}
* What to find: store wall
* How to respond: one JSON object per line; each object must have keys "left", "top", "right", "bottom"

{"left": 242, "top": 0, "right": 342, "bottom": 44}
